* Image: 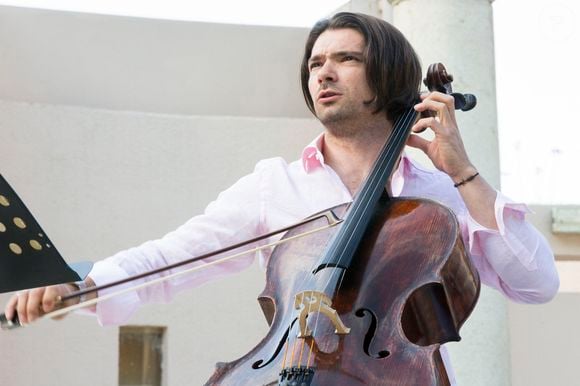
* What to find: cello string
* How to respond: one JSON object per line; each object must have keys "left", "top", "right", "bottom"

{"left": 303, "top": 105, "right": 416, "bottom": 347}
{"left": 279, "top": 210, "right": 354, "bottom": 365}
{"left": 285, "top": 205, "right": 360, "bottom": 366}
{"left": 298, "top": 336, "right": 307, "bottom": 368}
{"left": 329, "top": 106, "right": 417, "bottom": 294}
{"left": 290, "top": 277, "right": 327, "bottom": 369}
{"left": 337, "top": 106, "right": 416, "bottom": 258}
{"left": 289, "top": 338, "right": 299, "bottom": 368}
{"left": 307, "top": 106, "right": 415, "bottom": 322}
{"left": 246, "top": 113, "right": 417, "bottom": 365}
{"left": 303, "top": 109, "right": 416, "bottom": 360}
{"left": 286, "top": 106, "right": 415, "bottom": 366}
{"left": 324, "top": 106, "right": 416, "bottom": 288}
{"left": 306, "top": 339, "right": 315, "bottom": 368}
{"left": 281, "top": 338, "right": 290, "bottom": 370}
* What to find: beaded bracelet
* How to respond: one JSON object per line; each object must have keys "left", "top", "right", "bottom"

{"left": 453, "top": 172, "right": 479, "bottom": 188}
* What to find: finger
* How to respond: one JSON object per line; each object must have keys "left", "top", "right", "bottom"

{"left": 27, "top": 287, "right": 45, "bottom": 322}
{"left": 48, "top": 284, "right": 77, "bottom": 320}
{"left": 406, "top": 134, "right": 431, "bottom": 154}
{"left": 42, "top": 284, "right": 74, "bottom": 312}
{"left": 416, "top": 94, "right": 456, "bottom": 122}
{"left": 42, "top": 287, "right": 58, "bottom": 312}
{"left": 16, "top": 291, "right": 29, "bottom": 324}
{"left": 415, "top": 98, "right": 447, "bottom": 115}
{"left": 421, "top": 91, "right": 455, "bottom": 109}
{"left": 435, "top": 92, "right": 457, "bottom": 120}
{"left": 4, "top": 294, "right": 19, "bottom": 321}
{"left": 411, "top": 116, "right": 443, "bottom": 134}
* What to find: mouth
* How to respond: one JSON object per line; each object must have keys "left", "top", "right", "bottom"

{"left": 317, "top": 90, "right": 342, "bottom": 103}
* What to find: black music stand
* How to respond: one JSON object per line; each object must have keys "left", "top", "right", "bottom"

{"left": 0, "top": 174, "right": 92, "bottom": 293}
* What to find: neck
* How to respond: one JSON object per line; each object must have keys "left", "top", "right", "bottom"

{"left": 322, "top": 120, "right": 393, "bottom": 195}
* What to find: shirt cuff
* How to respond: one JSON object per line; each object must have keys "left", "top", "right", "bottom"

{"left": 88, "top": 259, "right": 141, "bottom": 326}
{"left": 465, "top": 190, "right": 537, "bottom": 270}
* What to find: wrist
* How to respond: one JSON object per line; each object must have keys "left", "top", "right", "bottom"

{"left": 68, "top": 277, "right": 97, "bottom": 303}
{"left": 453, "top": 169, "right": 480, "bottom": 188}
{"left": 67, "top": 281, "right": 87, "bottom": 304}
{"left": 451, "top": 165, "right": 478, "bottom": 184}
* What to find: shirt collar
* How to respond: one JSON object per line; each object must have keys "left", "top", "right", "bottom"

{"left": 301, "top": 133, "right": 326, "bottom": 173}
{"left": 300, "top": 133, "right": 412, "bottom": 197}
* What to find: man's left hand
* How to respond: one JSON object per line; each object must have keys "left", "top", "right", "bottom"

{"left": 407, "top": 91, "right": 477, "bottom": 182}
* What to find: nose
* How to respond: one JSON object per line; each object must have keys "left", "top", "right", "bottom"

{"left": 317, "top": 61, "right": 337, "bottom": 84}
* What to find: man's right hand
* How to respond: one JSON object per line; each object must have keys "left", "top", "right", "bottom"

{"left": 4, "top": 283, "right": 82, "bottom": 325}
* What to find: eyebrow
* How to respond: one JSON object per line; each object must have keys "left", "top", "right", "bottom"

{"left": 308, "top": 50, "right": 364, "bottom": 65}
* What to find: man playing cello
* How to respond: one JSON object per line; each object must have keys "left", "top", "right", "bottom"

{"left": 4, "top": 12, "right": 558, "bottom": 385}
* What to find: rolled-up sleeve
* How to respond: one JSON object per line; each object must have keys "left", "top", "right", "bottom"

{"left": 462, "top": 191, "right": 559, "bottom": 304}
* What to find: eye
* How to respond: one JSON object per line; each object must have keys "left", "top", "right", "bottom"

{"left": 342, "top": 55, "right": 358, "bottom": 62}
{"left": 309, "top": 62, "right": 321, "bottom": 71}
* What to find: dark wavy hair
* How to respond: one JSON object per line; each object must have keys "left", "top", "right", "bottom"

{"left": 300, "top": 12, "right": 422, "bottom": 121}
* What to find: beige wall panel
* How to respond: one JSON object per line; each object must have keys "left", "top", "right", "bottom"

{"left": 0, "top": 5, "right": 311, "bottom": 118}
{"left": 509, "top": 293, "right": 580, "bottom": 386}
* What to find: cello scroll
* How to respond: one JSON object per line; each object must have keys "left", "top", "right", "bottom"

{"left": 424, "top": 62, "right": 477, "bottom": 111}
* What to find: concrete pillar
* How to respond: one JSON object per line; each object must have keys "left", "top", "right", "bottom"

{"left": 388, "top": 1, "right": 509, "bottom": 385}
{"left": 334, "top": 0, "right": 393, "bottom": 22}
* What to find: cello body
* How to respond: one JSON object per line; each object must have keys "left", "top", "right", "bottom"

{"left": 206, "top": 196, "right": 480, "bottom": 386}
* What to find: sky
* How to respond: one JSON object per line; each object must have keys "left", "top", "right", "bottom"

{"left": 0, "top": 0, "right": 577, "bottom": 205}
{"left": 0, "top": 0, "right": 349, "bottom": 26}
{"left": 493, "top": 0, "right": 579, "bottom": 205}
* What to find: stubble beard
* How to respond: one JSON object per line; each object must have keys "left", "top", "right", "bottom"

{"left": 317, "top": 101, "right": 392, "bottom": 144}
{"left": 316, "top": 103, "right": 362, "bottom": 138}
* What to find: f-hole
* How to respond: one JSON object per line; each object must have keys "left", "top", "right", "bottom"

{"left": 355, "top": 308, "right": 390, "bottom": 359}
{"left": 252, "top": 318, "right": 298, "bottom": 369}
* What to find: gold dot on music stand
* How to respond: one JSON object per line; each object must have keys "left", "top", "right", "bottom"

{"left": 0, "top": 222, "right": 6, "bottom": 232}
{"left": 30, "top": 239, "right": 42, "bottom": 251}
{"left": 9, "top": 243, "right": 22, "bottom": 255}
{"left": 13, "top": 217, "right": 26, "bottom": 229}
{"left": 0, "top": 195, "right": 9, "bottom": 207}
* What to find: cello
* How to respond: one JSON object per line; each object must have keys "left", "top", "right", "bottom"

{"left": 206, "top": 63, "right": 480, "bottom": 386}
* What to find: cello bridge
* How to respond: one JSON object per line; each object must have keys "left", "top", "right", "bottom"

{"left": 294, "top": 290, "right": 350, "bottom": 338}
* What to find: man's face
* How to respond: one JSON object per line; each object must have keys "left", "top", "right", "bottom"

{"left": 307, "top": 28, "right": 376, "bottom": 129}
